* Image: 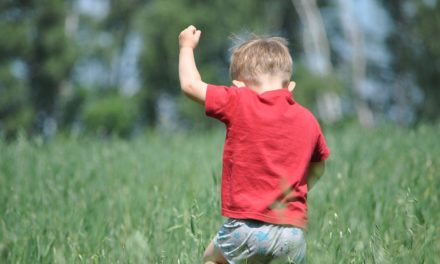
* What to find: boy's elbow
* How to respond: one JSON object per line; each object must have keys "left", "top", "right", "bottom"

{"left": 180, "top": 82, "right": 194, "bottom": 95}
{"left": 180, "top": 79, "right": 205, "bottom": 96}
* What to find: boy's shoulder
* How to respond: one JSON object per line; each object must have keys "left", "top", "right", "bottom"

{"left": 292, "top": 101, "right": 322, "bottom": 127}
{"left": 294, "top": 101, "right": 315, "bottom": 115}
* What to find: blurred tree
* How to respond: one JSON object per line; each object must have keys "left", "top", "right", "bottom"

{"left": 29, "top": 1, "right": 76, "bottom": 134}
{"left": 0, "top": 2, "right": 33, "bottom": 138}
{"left": 0, "top": 0, "right": 77, "bottom": 137}
{"left": 101, "top": 0, "right": 145, "bottom": 88}
{"left": 83, "top": 92, "right": 138, "bottom": 137}
{"left": 383, "top": 0, "right": 440, "bottom": 122}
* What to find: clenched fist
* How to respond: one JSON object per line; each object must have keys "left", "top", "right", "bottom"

{"left": 179, "top": 25, "right": 202, "bottom": 49}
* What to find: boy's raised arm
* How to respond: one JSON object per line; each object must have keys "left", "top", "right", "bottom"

{"left": 178, "top": 25, "right": 207, "bottom": 104}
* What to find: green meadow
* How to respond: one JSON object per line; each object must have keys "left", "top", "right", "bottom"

{"left": 1, "top": 124, "right": 439, "bottom": 263}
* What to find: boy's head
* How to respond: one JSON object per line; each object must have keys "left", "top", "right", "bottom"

{"left": 230, "top": 36, "right": 293, "bottom": 88}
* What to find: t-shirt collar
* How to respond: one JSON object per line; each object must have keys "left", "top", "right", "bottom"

{"left": 256, "top": 88, "right": 295, "bottom": 105}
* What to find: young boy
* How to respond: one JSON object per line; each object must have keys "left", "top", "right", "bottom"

{"left": 179, "top": 25, "right": 330, "bottom": 264}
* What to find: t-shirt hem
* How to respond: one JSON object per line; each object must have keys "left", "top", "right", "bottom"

{"left": 222, "top": 209, "right": 307, "bottom": 229}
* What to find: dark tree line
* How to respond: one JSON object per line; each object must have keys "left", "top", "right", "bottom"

{"left": 0, "top": 0, "right": 439, "bottom": 138}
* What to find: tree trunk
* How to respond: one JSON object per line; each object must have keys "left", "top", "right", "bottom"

{"left": 291, "top": 0, "right": 332, "bottom": 74}
{"left": 291, "top": 0, "right": 342, "bottom": 124}
{"left": 338, "top": 0, "right": 375, "bottom": 127}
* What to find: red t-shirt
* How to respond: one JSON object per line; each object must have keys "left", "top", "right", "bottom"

{"left": 205, "top": 84, "right": 330, "bottom": 229}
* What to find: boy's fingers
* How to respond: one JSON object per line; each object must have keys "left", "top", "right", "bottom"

{"left": 195, "top": 30, "right": 202, "bottom": 40}
{"left": 188, "top": 25, "right": 196, "bottom": 32}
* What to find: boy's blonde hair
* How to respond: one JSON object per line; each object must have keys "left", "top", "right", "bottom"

{"left": 230, "top": 36, "right": 293, "bottom": 87}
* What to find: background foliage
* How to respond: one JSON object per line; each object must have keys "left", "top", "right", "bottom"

{"left": 1, "top": 0, "right": 439, "bottom": 138}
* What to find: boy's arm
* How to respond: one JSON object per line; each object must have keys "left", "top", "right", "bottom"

{"left": 307, "top": 161, "right": 326, "bottom": 190}
{"left": 178, "top": 25, "right": 207, "bottom": 104}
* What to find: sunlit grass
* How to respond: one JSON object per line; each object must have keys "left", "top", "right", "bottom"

{"left": 0, "top": 124, "right": 439, "bottom": 263}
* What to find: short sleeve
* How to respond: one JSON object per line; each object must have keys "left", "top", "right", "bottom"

{"left": 205, "top": 84, "right": 238, "bottom": 123}
{"left": 311, "top": 129, "right": 330, "bottom": 162}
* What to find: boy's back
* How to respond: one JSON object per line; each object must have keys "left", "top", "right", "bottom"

{"left": 206, "top": 84, "right": 329, "bottom": 228}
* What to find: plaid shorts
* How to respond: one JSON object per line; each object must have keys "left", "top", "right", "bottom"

{"left": 214, "top": 218, "right": 306, "bottom": 264}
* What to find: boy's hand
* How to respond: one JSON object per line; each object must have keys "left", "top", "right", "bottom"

{"left": 179, "top": 25, "right": 201, "bottom": 49}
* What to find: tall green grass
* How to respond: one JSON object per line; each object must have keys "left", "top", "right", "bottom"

{"left": 0, "top": 124, "right": 439, "bottom": 263}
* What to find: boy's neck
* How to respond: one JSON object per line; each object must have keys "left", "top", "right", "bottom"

{"left": 247, "top": 74, "right": 285, "bottom": 94}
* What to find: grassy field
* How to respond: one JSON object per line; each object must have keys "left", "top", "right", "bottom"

{"left": 0, "top": 124, "right": 439, "bottom": 263}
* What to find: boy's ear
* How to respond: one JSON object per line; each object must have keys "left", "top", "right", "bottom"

{"left": 287, "top": 81, "right": 296, "bottom": 92}
{"left": 232, "top": 80, "right": 246, "bottom": 87}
